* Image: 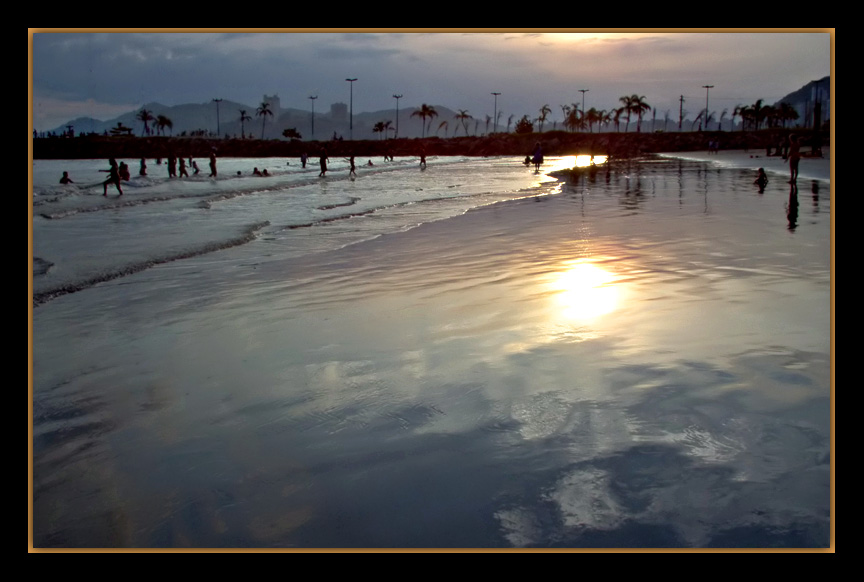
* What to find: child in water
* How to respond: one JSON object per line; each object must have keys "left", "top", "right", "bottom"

{"left": 754, "top": 168, "right": 768, "bottom": 189}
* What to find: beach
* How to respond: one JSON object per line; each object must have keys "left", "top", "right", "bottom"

{"left": 31, "top": 150, "right": 832, "bottom": 548}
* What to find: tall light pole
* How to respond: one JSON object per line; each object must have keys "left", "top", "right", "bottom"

{"left": 346, "top": 78, "right": 357, "bottom": 140}
{"left": 212, "top": 98, "right": 222, "bottom": 137}
{"left": 702, "top": 85, "right": 714, "bottom": 131}
{"left": 309, "top": 95, "right": 317, "bottom": 139}
{"left": 579, "top": 89, "right": 589, "bottom": 131}
{"left": 393, "top": 93, "right": 402, "bottom": 138}
{"left": 491, "top": 92, "right": 500, "bottom": 134}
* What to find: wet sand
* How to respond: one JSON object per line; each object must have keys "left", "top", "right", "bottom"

{"left": 32, "top": 154, "right": 832, "bottom": 548}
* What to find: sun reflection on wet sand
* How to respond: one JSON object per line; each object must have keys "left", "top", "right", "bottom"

{"left": 549, "top": 259, "right": 622, "bottom": 321}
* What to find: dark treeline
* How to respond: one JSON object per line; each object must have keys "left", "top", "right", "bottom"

{"left": 32, "top": 128, "right": 828, "bottom": 161}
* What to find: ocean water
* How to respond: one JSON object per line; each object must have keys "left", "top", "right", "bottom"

{"left": 31, "top": 151, "right": 832, "bottom": 548}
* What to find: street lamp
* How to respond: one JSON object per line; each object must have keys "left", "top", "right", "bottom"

{"left": 309, "top": 95, "right": 317, "bottom": 139}
{"left": 578, "top": 89, "right": 589, "bottom": 131}
{"left": 702, "top": 85, "right": 714, "bottom": 131}
{"left": 491, "top": 92, "right": 500, "bottom": 134}
{"left": 346, "top": 78, "right": 357, "bottom": 140}
{"left": 212, "top": 98, "right": 222, "bottom": 137}
{"left": 393, "top": 94, "right": 402, "bottom": 138}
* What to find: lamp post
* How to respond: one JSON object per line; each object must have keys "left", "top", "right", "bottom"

{"left": 212, "top": 98, "right": 222, "bottom": 137}
{"left": 578, "top": 89, "right": 589, "bottom": 131}
{"left": 346, "top": 78, "right": 357, "bottom": 140}
{"left": 309, "top": 95, "right": 317, "bottom": 139}
{"left": 393, "top": 93, "right": 402, "bottom": 138}
{"left": 491, "top": 92, "right": 500, "bottom": 134}
{"left": 702, "top": 85, "right": 714, "bottom": 131}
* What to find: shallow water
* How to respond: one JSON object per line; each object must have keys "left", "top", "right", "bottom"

{"left": 31, "top": 153, "right": 831, "bottom": 548}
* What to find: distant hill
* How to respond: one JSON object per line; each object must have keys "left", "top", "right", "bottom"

{"left": 774, "top": 76, "right": 830, "bottom": 128}
{"left": 47, "top": 100, "right": 469, "bottom": 141}
{"left": 46, "top": 77, "right": 830, "bottom": 139}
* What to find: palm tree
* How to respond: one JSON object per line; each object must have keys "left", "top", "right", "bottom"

{"left": 506, "top": 114, "right": 515, "bottom": 133}
{"left": 777, "top": 102, "right": 799, "bottom": 128}
{"left": 239, "top": 109, "right": 252, "bottom": 139}
{"left": 373, "top": 121, "right": 387, "bottom": 139}
{"left": 437, "top": 120, "right": 449, "bottom": 137}
{"left": 411, "top": 104, "right": 438, "bottom": 138}
{"left": 136, "top": 108, "right": 155, "bottom": 136}
{"left": 613, "top": 107, "right": 625, "bottom": 132}
{"left": 454, "top": 109, "right": 472, "bottom": 136}
{"left": 485, "top": 115, "right": 492, "bottom": 135}
{"left": 537, "top": 104, "right": 551, "bottom": 133}
{"left": 718, "top": 108, "right": 728, "bottom": 131}
{"left": 627, "top": 95, "right": 651, "bottom": 132}
{"left": 560, "top": 105, "right": 572, "bottom": 131}
{"left": 618, "top": 96, "right": 633, "bottom": 132}
{"left": 564, "top": 107, "right": 581, "bottom": 132}
{"left": 256, "top": 102, "right": 272, "bottom": 139}
{"left": 156, "top": 114, "right": 173, "bottom": 136}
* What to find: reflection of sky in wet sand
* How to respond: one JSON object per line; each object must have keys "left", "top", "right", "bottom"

{"left": 32, "top": 157, "right": 830, "bottom": 548}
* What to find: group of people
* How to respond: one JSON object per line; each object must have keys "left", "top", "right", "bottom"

{"left": 753, "top": 133, "right": 801, "bottom": 192}
{"left": 752, "top": 133, "right": 805, "bottom": 191}
{"left": 523, "top": 142, "right": 544, "bottom": 171}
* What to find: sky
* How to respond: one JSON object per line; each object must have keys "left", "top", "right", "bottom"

{"left": 30, "top": 30, "right": 833, "bottom": 132}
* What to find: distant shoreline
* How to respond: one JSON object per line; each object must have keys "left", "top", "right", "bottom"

{"left": 32, "top": 129, "right": 828, "bottom": 161}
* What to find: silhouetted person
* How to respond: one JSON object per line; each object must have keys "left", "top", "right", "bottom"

{"left": 253, "top": 167, "right": 262, "bottom": 176}
{"left": 348, "top": 156, "right": 356, "bottom": 177}
{"left": 192, "top": 160, "right": 200, "bottom": 175}
{"left": 532, "top": 142, "right": 543, "bottom": 172}
{"left": 419, "top": 150, "right": 427, "bottom": 169}
{"left": 209, "top": 151, "right": 218, "bottom": 177}
{"left": 319, "top": 150, "right": 329, "bottom": 177}
{"left": 178, "top": 157, "right": 189, "bottom": 177}
{"left": 168, "top": 155, "right": 177, "bottom": 178}
{"left": 139, "top": 158, "right": 147, "bottom": 176}
{"left": 100, "top": 158, "right": 122, "bottom": 196}
{"left": 754, "top": 167, "right": 768, "bottom": 192}
{"left": 59, "top": 171, "right": 73, "bottom": 184}
{"left": 788, "top": 134, "right": 801, "bottom": 183}
{"left": 300, "top": 152, "right": 308, "bottom": 168}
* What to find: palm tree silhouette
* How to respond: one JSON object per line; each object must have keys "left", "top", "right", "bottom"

{"left": 156, "top": 114, "right": 173, "bottom": 136}
{"left": 136, "top": 108, "right": 155, "bottom": 136}
{"left": 537, "top": 104, "right": 551, "bottom": 133}
{"left": 256, "top": 102, "right": 273, "bottom": 139}
{"left": 454, "top": 110, "right": 472, "bottom": 136}
{"left": 437, "top": 120, "right": 449, "bottom": 137}
{"left": 411, "top": 104, "right": 438, "bottom": 138}
{"left": 239, "top": 109, "right": 252, "bottom": 139}
{"left": 627, "top": 95, "right": 650, "bottom": 132}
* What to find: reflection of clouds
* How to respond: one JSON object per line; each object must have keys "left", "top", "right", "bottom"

{"left": 546, "top": 467, "right": 623, "bottom": 530}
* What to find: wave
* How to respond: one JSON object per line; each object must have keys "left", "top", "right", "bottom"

{"left": 32, "top": 221, "right": 270, "bottom": 307}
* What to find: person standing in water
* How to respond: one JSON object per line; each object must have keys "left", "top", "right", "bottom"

{"left": 318, "top": 149, "right": 329, "bottom": 177}
{"left": 531, "top": 142, "right": 543, "bottom": 172}
{"left": 209, "top": 151, "right": 218, "bottom": 177}
{"left": 348, "top": 155, "right": 357, "bottom": 178}
{"left": 787, "top": 134, "right": 801, "bottom": 183}
{"left": 59, "top": 171, "right": 73, "bottom": 184}
{"left": 139, "top": 158, "right": 147, "bottom": 176}
{"left": 100, "top": 158, "right": 122, "bottom": 196}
